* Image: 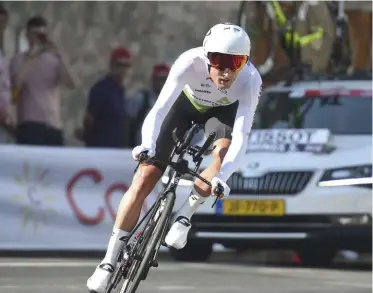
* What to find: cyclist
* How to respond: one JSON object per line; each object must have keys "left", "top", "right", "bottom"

{"left": 87, "top": 22, "right": 262, "bottom": 293}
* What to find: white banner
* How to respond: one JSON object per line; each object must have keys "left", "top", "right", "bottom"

{"left": 0, "top": 145, "right": 186, "bottom": 251}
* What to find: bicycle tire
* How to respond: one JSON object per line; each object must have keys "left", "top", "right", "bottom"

{"left": 106, "top": 200, "right": 161, "bottom": 293}
{"left": 237, "top": 1, "right": 278, "bottom": 76}
{"left": 121, "top": 190, "right": 176, "bottom": 293}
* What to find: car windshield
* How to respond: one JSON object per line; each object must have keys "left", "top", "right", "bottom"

{"left": 253, "top": 90, "right": 372, "bottom": 135}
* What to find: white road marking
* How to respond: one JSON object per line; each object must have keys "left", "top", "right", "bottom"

{"left": 0, "top": 284, "right": 83, "bottom": 291}
{"left": 0, "top": 262, "right": 98, "bottom": 267}
{"left": 325, "top": 281, "right": 372, "bottom": 289}
{"left": 152, "top": 286, "right": 249, "bottom": 292}
{"left": 157, "top": 285, "right": 196, "bottom": 290}
{"left": 0, "top": 261, "right": 180, "bottom": 272}
{"left": 178, "top": 262, "right": 372, "bottom": 286}
{"left": 0, "top": 259, "right": 370, "bottom": 291}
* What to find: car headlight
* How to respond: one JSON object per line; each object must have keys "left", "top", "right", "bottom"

{"left": 318, "top": 165, "right": 372, "bottom": 187}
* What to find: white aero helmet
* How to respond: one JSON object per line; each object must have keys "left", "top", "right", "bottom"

{"left": 203, "top": 23, "right": 251, "bottom": 57}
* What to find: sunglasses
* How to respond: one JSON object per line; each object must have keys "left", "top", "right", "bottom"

{"left": 208, "top": 52, "right": 248, "bottom": 72}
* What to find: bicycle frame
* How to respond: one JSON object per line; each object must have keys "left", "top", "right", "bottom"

{"left": 239, "top": 1, "right": 326, "bottom": 78}
{"left": 270, "top": 0, "right": 349, "bottom": 74}
{"left": 126, "top": 122, "right": 217, "bottom": 246}
{"left": 109, "top": 122, "right": 218, "bottom": 292}
{"left": 264, "top": 2, "right": 323, "bottom": 52}
{"left": 239, "top": 0, "right": 351, "bottom": 79}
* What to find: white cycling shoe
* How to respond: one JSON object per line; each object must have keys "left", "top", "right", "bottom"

{"left": 87, "top": 263, "right": 115, "bottom": 293}
{"left": 165, "top": 216, "right": 191, "bottom": 249}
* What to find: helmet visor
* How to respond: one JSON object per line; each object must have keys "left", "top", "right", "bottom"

{"left": 208, "top": 52, "right": 248, "bottom": 72}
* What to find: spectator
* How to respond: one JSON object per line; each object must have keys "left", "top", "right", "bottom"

{"left": 127, "top": 63, "right": 170, "bottom": 146}
{"left": 0, "top": 5, "right": 8, "bottom": 56}
{"left": 76, "top": 46, "right": 131, "bottom": 148}
{"left": 9, "top": 16, "right": 76, "bottom": 146}
{"left": 0, "top": 52, "right": 12, "bottom": 143}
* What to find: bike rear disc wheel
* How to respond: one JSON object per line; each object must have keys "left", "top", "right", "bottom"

{"left": 121, "top": 191, "right": 175, "bottom": 293}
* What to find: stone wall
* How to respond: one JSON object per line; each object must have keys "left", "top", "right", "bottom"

{"left": 1, "top": 1, "right": 371, "bottom": 145}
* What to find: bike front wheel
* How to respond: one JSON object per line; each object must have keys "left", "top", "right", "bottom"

{"left": 120, "top": 190, "right": 176, "bottom": 293}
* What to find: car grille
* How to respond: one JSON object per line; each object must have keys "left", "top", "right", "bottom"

{"left": 227, "top": 171, "right": 313, "bottom": 195}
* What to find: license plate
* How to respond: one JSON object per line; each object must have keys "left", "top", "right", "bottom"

{"left": 221, "top": 199, "right": 285, "bottom": 216}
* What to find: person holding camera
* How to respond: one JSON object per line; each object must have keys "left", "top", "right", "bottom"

{"left": 9, "top": 16, "right": 76, "bottom": 146}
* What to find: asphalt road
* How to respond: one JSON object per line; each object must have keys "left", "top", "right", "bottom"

{"left": 0, "top": 255, "right": 371, "bottom": 293}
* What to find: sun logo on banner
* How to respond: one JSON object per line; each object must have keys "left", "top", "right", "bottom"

{"left": 12, "top": 162, "right": 57, "bottom": 235}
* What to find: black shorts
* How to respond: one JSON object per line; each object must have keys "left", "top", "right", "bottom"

{"left": 151, "top": 92, "right": 239, "bottom": 172}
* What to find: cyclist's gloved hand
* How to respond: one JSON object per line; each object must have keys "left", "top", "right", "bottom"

{"left": 132, "top": 145, "right": 155, "bottom": 161}
{"left": 211, "top": 177, "right": 231, "bottom": 199}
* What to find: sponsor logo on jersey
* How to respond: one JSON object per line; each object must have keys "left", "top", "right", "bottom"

{"left": 200, "top": 83, "right": 211, "bottom": 88}
{"left": 216, "top": 97, "right": 231, "bottom": 105}
{"left": 191, "top": 94, "right": 215, "bottom": 105}
{"left": 195, "top": 89, "right": 211, "bottom": 94}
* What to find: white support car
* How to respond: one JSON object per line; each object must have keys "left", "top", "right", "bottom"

{"left": 164, "top": 74, "right": 372, "bottom": 266}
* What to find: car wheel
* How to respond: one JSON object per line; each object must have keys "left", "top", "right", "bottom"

{"left": 297, "top": 247, "right": 337, "bottom": 267}
{"left": 169, "top": 241, "right": 213, "bottom": 262}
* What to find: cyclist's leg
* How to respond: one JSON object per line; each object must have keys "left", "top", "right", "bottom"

{"left": 194, "top": 129, "right": 234, "bottom": 195}
{"left": 112, "top": 100, "right": 193, "bottom": 235}
{"left": 165, "top": 101, "right": 239, "bottom": 249}
{"left": 87, "top": 92, "right": 195, "bottom": 293}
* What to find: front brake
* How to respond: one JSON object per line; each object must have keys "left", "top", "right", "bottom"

{"left": 212, "top": 197, "right": 218, "bottom": 208}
